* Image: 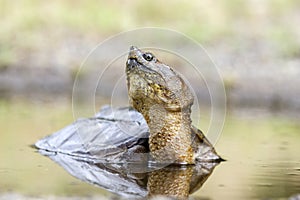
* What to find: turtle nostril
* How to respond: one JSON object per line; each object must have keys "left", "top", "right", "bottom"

{"left": 126, "top": 59, "right": 131, "bottom": 66}
{"left": 126, "top": 58, "right": 137, "bottom": 70}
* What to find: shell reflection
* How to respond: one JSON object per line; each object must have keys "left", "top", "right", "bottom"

{"left": 39, "top": 150, "right": 220, "bottom": 199}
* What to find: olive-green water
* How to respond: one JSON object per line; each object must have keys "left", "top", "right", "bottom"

{"left": 0, "top": 101, "right": 299, "bottom": 199}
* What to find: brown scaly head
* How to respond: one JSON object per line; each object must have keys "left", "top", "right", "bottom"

{"left": 126, "top": 46, "right": 196, "bottom": 164}
{"left": 125, "top": 46, "right": 194, "bottom": 116}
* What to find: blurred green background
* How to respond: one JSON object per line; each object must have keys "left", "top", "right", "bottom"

{"left": 0, "top": 0, "right": 300, "bottom": 199}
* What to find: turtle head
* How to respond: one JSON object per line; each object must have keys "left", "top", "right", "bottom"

{"left": 126, "top": 46, "right": 194, "bottom": 112}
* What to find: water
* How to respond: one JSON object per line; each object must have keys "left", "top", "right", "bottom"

{"left": 0, "top": 101, "right": 299, "bottom": 199}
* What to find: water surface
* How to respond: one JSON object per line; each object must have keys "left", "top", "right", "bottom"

{"left": 0, "top": 101, "right": 299, "bottom": 199}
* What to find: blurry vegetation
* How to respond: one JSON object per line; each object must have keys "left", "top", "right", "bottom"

{"left": 268, "top": 27, "right": 300, "bottom": 57}
{"left": 0, "top": 45, "right": 14, "bottom": 68}
{"left": 0, "top": 0, "right": 300, "bottom": 68}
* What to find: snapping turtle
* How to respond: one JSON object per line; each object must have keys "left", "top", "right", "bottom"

{"left": 35, "top": 46, "right": 222, "bottom": 164}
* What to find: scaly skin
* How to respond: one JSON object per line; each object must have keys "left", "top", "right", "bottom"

{"left": 126, "top": 46, "right": 221, "bottom": 164}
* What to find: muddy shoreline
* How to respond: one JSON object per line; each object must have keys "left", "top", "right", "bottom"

{"left": 1, "top": 40, "right": 299, "bottom": 115}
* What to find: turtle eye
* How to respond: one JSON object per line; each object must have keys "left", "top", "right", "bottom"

{"left": 142, "top": 53, "right": 154, "bottom": 61}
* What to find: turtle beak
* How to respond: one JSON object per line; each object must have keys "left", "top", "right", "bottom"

{"left": 128, "top": 46, "right": 143, "bottom": 59}
{"left": 126, "top": 46, "right": 141, "bottom": 71}
{"left": 130, "top": 45, "right": 138, "bottom": 51}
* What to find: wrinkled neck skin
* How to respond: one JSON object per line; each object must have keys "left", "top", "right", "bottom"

{"left": 134, "top": 100, "right": 194, "bottom": 164}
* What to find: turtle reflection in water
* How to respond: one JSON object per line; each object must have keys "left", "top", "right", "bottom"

{"left": 35, "top": 46, "right": 223, "bottom": 198}
{"left": 40, "top": 150, "right": 219, "bottom": 199}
